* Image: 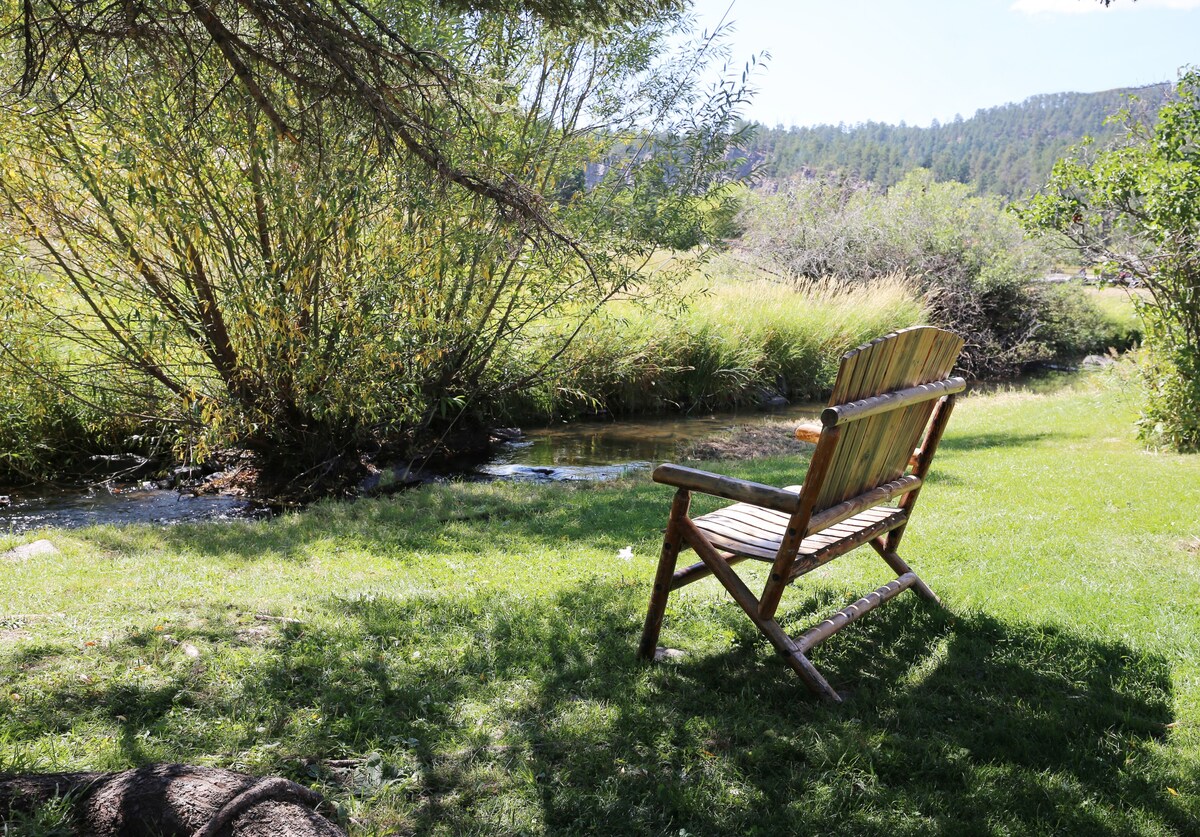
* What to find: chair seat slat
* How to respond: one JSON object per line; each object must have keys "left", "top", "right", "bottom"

{"left": 693, "top": 503, "right": 907, "bottom": 564}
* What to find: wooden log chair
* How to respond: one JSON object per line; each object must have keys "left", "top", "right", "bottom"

{"left": 637, "top": 326, "right": 966, "bottom": 701}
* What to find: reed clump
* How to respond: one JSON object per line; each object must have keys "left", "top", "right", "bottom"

{"left": 506, "top": 263, "right": 924, "bottom": 421}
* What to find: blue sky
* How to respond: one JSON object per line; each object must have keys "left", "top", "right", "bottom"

{"left": 690, "top": 0, "right": 1200, "bottom": 127}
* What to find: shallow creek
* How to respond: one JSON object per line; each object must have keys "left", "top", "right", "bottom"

{"left": 0, "top": 486, "right": 255, "bottom": 533}
{"left": 0, "top": 402, "right": 823, "bottom": 533}
{"left": 482, "top": 401, "right": 822, "bottom": 481}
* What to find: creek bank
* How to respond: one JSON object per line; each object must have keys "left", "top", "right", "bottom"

{"left": 678, "top": 420, "right": 812, "bottom": 461}
{"left": 0, "top": 370, "right": 1088, "bottom": 531}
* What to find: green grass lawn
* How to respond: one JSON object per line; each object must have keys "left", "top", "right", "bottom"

{"left": 3, "top": 372, "right": 1199, "bottom": 835}
{"left": 1083, "top": 285, "right": 1145, "bottom": 349}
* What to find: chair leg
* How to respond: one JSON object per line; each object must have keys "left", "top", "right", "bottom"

{"left": 637, "top": 530, "right": 683, "bottom": 660}
{"left": 871, "top": 537, "right": 939, "bottom": 604}
{"left": 677, "top": 516, "right": 845, "bottom": 702}
{"left": 756, "top": 615, "right": 843, "bottom": 703}
{"left": 637, "top": 490, "right": 690, "bottom": 661}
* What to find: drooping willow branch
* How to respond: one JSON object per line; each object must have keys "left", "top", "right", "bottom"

{"left": 13, "top": 0, "right": 682, "bottom": 223}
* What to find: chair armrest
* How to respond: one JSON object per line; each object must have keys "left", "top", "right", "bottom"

{"left": 652, "top": 463, "right": 801, "bottom": 513}
{"left": 794, "top": 422, "right": 822, "bottom": 444}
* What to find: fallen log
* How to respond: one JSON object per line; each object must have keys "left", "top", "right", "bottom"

{"left": 0, "top": 764, "right": 346, "bottom": 836}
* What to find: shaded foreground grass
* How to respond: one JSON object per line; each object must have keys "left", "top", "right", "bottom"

{"left": 3, "top": 374, "right": 1200, "bottom": 835}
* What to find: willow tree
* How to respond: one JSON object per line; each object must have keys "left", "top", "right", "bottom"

{"left": 0, "top": 2, "right": 755, "bottom": 495}
{"left": 10, "top": 0, "right": 684, "bottom": 219}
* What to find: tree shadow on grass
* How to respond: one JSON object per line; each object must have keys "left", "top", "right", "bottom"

{"left": 333, "top": 581, "right": 1186, "bottom": 836}
{"left": 0, "top": 580, "right": 1187, "bottom": 835}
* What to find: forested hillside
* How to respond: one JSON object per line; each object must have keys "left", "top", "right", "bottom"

{"left": 746, "top": 83, "right": 1170, "bottom": 198}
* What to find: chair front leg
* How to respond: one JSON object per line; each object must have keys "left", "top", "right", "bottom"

{"left": 679, "top": 516, "right": 843, "bottom": 702}
{"left": 637, "top": 488, "right": 691, "bottom": 660}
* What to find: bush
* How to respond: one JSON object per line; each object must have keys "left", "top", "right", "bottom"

{"left": 735, "top": 170, "right": 1094, "bottom": 379}
{"left": 1017, "top": 69, "right": 1200, "bottom": 451}
{"left": 1138, "top": 338, "right": 1200, "bottom": 453}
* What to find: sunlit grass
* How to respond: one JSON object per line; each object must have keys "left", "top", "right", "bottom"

{"left": 1085, "top": 285, "right": 1145, "bottom": 347}
{"left": 3, "top": 373, "right": 1199, "bottom": 834}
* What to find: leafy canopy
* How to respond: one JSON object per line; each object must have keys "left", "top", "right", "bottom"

{"left": 1018, "top": 68, "right": 1200, "bottom": 450}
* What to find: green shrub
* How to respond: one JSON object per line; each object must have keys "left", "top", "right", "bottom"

{"left": 1137, "top": 337, "right": 1200, "bottom": 453}
{"left": 1017, "top": 70, "right": 1200, "bottom": 451}
{"left": 737, "top": 170, "right": 1070, "bottom": 378}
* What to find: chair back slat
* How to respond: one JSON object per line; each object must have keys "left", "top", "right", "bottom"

{"left": 811, "top": 327, "right": 963, "bottom": 511}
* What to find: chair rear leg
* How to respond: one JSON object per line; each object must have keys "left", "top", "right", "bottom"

{"left": 637, "top": 490, "right": 690, "bottom": 660}
{"left": 871, "top": 537, "right": 939, "bottom": 604}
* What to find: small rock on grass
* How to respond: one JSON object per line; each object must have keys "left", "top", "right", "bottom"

{"left": 2, "top": 539, "right": 60, "bottom": 562}
{"left": 1081, "top": 354, "right": 1116, "bottom": 369}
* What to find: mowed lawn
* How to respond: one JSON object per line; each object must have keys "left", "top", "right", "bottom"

{"left": 2, "top": 373, "right": 1199, "bottom": 835}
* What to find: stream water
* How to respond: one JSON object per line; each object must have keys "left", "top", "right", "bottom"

{"left": 481, "top": 401, "right": 822, "bottom": 482}
{"left": 0, "top": 485, "right": 257, "bottom": 533}
{"left": 0, "top": 402, "right": 823, "bottom": 533}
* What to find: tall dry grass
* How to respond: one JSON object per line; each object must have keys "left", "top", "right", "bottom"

{"left": 502, "top": 259, "right": 925, "bottom": 420}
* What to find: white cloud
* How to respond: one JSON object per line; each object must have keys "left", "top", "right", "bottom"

{"left": 1012, "top": 0, "right": 1200, "bottom": 14}
{"left": 1011, "top": 0, "right": 1102, "bottom": 13}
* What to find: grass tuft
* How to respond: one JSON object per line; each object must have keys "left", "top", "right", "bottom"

{"left": 507, "top": 265, "right": 925, "bottom": 421}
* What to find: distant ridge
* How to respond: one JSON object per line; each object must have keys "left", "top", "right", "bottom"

{"left": 743, "top": 83, "right": 1172, "bottom": 199}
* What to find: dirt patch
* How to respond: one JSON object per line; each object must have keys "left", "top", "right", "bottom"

{"left": 1179, "top": 537, "right": 1200, "bottom": 556}
{"left": 680, "top": 421, "right": 810, "bottom": 462}
{"left": 0, "top": 628, "right": 31, "bottom": 644}
{"left": 234, "top": 625, "right": 277, "bottom": 645}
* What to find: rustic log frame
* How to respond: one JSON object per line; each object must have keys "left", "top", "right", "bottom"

{"left": 0, "top": 764, "right": 345, "bottom": 836}
{"left": 637, "top": 327, "right": 965, "bottom": 702}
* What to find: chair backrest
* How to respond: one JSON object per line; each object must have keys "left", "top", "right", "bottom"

{"left": 809, "top": 326, "right": 964, "bottom": 512}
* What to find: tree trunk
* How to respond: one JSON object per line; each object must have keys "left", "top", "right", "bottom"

{"left": 0, "top": 764, "right": 346, "bottom": 837}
